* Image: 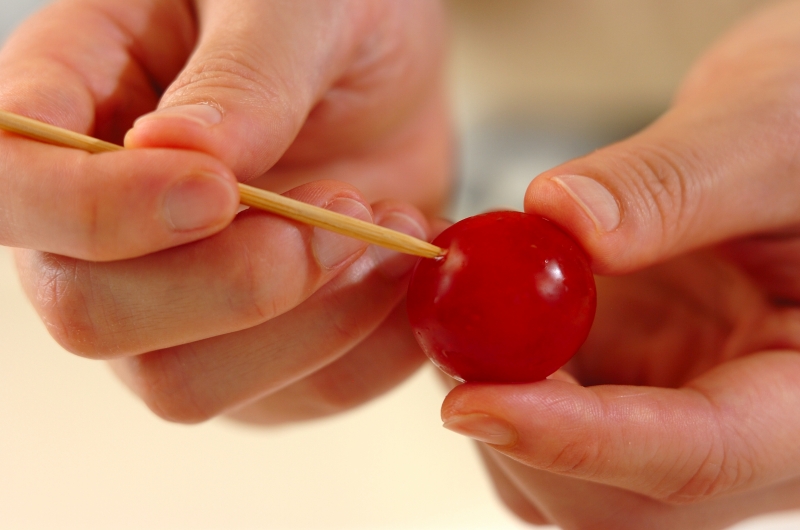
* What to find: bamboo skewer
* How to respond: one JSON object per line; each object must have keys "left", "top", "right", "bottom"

{"left": 0, "top": 109, "right": 445, "bottom": 259}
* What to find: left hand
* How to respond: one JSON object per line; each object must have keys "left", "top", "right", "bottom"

{"left": 440, "top": 3, "right": 800, "bottom": 528}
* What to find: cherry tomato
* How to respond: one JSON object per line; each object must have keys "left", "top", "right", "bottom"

{"left": 407, "top": 211, "right": 596, "bottom": 383}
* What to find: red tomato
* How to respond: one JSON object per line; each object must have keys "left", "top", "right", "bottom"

{"left": 407, "top": 211, "right": 596, "bottom": 383}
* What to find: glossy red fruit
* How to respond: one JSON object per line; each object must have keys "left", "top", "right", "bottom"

{"left": 407, "top": 211, "right": 596, "bottom": 383}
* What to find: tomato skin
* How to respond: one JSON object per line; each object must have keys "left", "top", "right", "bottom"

{"left": 407, "top": 211, "right": 596, "bottom": 383}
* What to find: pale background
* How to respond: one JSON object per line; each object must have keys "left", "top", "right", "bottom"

{"left": 2, "top": 1, "right": 800, "bottom": 529}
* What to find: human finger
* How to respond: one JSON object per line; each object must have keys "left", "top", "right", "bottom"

{"left": 0, "top": 138, "right": 238, "bottom": 260}
{"left": 0, "top": 0, "right": 239, "bottom": 259}
{"left": 227, "top": 218, "right": 454, "bottom": 424}
{"left": 524, "top": 1, "right": 800, "bottom": 275}
{"left": 441, "top": 352, "right": 800, "bottom": 504}
{"left": 225, "top": 302, "right": 425, "bottom": 425}
{"left": 124, "top": 0, "right": 447, "bottom": 181}
{"left": 0, "top": 0, "right": 193, "bottom": 140}
{"left": 15, "top": 181, "right": 374, "bottom": 358}
{"left": 245, "top": 87, "right": 454, "bottom": 215}
{"left": 485, "top": 444, "right": 800, "bottom": 530}
{"left": 483, "top": 448, "right": 800, "bottom": 530}
{"left": 108, "top": 202, "right": 430, "bottom": 423}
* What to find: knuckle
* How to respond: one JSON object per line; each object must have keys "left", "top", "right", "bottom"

{"left": 529, "top": 394, "right": 606, "bottom": 479}
{"left": 75, "top": 189, "right": 103, "bottom": 260}
{"left": 225, "top": 242, "right": 285, "bottom": 324}
{"left": 129, "top": 351, "right": 216, "bottom": 424}
{"left": 662, "top": 436, "right": 755, "bottom": 505}
{"left": 23, "top": 253, "right": 134, "bottom": 358}
{"left": 321, "top": 288, "right": 366, "bottom": 346}
{"left": 657, "top": 391, "right": 757, "bottom": 505}
{"left": 168, "top": 49, "right": 297, "bottom": 128}
{"left": 223, "top": 234, "right": 317, "bottom": 325}
{"left": 162, "top": 48, "right": 302, "bottom": 177}
{"left": 175, "top": 46, "right": 263, "bottom": 88}
{"left": 616, "top": 141, "right": 701, "bottom": 252}
{"left": 541, "top": 436, "right": 603, "bottom": 478}
{"left": 69, "top": 159, "right": 110, "bottom": 261}
{"left": 26, "top": 253, "right": 103, "bottom": 357}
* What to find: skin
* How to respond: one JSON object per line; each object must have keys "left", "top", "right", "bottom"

{"left": 1, "top": 0, "right": 452, "bottom": 423}
{"left": 6, "top": 1, "right": 800, "bottom": 528}
{"left": 440, "top": 1, "right": 800, "bottom": 528}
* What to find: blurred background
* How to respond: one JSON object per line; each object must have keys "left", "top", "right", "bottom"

{"left": 2, "top": 1, "right": 800, "bottom": 529}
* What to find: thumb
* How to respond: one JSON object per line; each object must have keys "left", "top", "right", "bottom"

{"left": 124, "top": 0, "right": 350, "bottom": 181}
{"left": 124, "top": 0, "right": 444, "bottom": 182}
{"left": 441, "top": 352, "right": 800, "bottom": 504}
{"left": 525, "top": 103, "right": 800, "bottom": 275}
{"left": 525, "top": 2, "right": 800, "bottom": 275}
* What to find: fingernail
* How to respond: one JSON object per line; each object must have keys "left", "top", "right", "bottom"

{"left": 313, "top": 198, "right": 371, "bottom": 269}
{"left": 371, "top": 212, "right": 427, "bottom": 279}
{"left": 163, "top": 173, "right": 236, "bottom": 232}
{"left": 135, "top": 104, "right": 223, "bottom": 127}
{"left": 443, "top": 413, "right": 517, "bottom": 446}
{"left": 552, "top": 175, "right": 620, "bottom": 232}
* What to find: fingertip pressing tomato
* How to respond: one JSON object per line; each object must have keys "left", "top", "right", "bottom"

{"left": 407, "top": 211, "right": 596, "bottom": 383}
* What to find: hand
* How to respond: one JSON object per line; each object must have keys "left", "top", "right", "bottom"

{"left": 440, "top": 3, "right": 800, "bottom": 528}
{"left": 3, "top": 0, "right": 451, "bottom": 423}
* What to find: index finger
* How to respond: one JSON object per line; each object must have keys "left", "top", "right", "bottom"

{"left": 15, "top": 180, "right": 372, "bottom": 358}
{"left": 0, "top": 0, "right": 240, "bottom": 260}
{"left": 442, "top": 352, "right": 800, "bottom": 504}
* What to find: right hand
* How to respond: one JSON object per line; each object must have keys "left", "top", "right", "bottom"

{"left": 2, "top": 0, "right": 452, "bottom": 423}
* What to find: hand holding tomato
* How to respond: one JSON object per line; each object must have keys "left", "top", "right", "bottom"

{"left": 440, "top": 3, "right": 800, "bottom": 528}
